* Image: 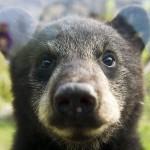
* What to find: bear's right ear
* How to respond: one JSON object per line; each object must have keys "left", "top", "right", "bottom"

{"left": 0, "top": 7, "right": 38, "bottom": 58}
{"left": 109, "top": 5, "right": 150, "bottom": 51}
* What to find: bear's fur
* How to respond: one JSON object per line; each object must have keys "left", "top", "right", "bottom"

{"left": 10, "top": 6, "right": 150, "bottom": 150}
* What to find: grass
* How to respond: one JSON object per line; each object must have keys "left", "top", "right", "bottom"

{"left": 139, "top": 122, "right": 150, "bottom": 150}
{"left": 0, "top": 120, "right": 15, "bottom": 150}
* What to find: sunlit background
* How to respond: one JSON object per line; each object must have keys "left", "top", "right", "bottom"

{"left": 0, "top": 0, "right": 150, "bottom": 150}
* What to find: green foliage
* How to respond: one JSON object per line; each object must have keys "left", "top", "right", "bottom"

{"left": 0, "top": 53, "right": 12, "bottom": 104}
{"left": 138, "top": 68, "right": 150, "bottom": 150}
{"left": 142, "top": 49, "right": 150, "bottom": 65}
{"left": 139, "top": 86, "right": 150, "bottom": 150}
{"left": 139, "top": 122, "right": 150, "bottom": 150}
{"left": 105, "top": 0, "right": 116, "bottom": 20}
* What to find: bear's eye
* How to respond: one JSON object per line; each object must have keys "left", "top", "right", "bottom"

{"left": 37, "top": 57, "right": 56, "bottom": 82}
{"left": 102, "top": 51, "right": 116, "bottom": 67}
{"left": 40, "top": 60, "right": 51, "bottom": 69}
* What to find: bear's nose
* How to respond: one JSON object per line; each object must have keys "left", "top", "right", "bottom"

{"left": 53, "top": 83, "right": 98, "bottom": 117}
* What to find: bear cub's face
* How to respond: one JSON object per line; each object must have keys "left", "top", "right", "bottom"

{"left": 36, "top": 18, "right": 123, "bottom": 142}
{"left": 11, "top": 6, "right": 150, "bottom": 145}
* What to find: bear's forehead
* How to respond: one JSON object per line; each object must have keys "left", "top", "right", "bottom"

{"left": 40, "top": 17, "right": 117, "bottom": 41}
{"left": 34, "top": 17, "right": 127, "bottom": 55}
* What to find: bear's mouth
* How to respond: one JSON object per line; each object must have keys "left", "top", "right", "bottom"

{"left": 46, "top": 122, "right": 110, "bottom": 143}
{"left": 63, "top": 130, "right": 96, "bottom": 142}
{"left": 49, "top": 111, "right": 104, "bottom": 129}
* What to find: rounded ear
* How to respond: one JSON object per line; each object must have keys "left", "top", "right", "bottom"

{"left": 109, "top": 5, "right": 150, "bottom": 51}
{"left": 0, "top": 7, "right": 38, "bottom": 58}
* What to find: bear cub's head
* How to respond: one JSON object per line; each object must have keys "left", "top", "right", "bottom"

{"left": 10, "top": 5, "right": 150, "bottom": 147}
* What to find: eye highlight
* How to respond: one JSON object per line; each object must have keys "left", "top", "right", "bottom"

{"left": 102, "top": 51, "right": 116, "bottom": 67}
{"left": 40, "top": 60, "right": 51, "bottom": 69}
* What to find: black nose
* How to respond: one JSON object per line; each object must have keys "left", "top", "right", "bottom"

{"left": 53, "top": 83, "right": 97, "bottom": 117}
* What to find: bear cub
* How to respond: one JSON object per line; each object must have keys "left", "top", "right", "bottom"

{"left": 10, "top": 6, "right": 150, "bottom": 150}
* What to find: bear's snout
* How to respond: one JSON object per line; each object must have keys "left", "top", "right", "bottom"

{"left": 53, "top": 82, "right": 98, "bottom": 119}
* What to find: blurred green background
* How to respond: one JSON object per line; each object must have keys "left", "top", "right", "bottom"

{"left": 0, "top": 0, "right": 150, "bottom": 150}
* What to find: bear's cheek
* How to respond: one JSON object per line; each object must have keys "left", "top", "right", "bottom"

{"left": 98, "top": 90, "right": 120, "bottom": 125}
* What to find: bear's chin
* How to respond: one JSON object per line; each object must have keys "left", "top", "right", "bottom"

{"left": 46, "top": 123, "right": 116, "bottom": 146}
{"left": 52, "top": 134, "right": 103, "bottom": 150}
{"left": 59, "top": 132, "right": 97, "bottom": 143}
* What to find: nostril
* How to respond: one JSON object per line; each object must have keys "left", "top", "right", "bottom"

{"left": 80, "top": 96, "right": 96, "bottom": 112}
{"left": 56, "top": 97, "right": 70, "bottom": 113}
{"left": 80, "top": 96, "right": 94, "bottom": 106}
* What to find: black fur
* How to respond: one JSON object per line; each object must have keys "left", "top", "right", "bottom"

{"left": 10, "top": 6, "right": 150, "bottom": 150}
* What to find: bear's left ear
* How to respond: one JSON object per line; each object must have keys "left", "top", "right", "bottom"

{"left": 109, "top": 5, "right": 150, "bottom": 51}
